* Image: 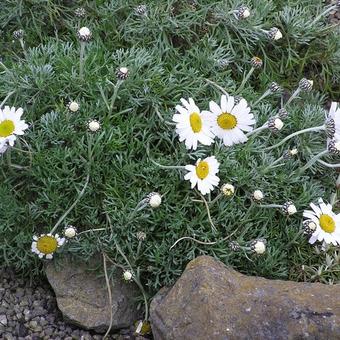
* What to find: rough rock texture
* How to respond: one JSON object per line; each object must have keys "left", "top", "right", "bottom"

{"left": 150, "top": 256, "right": 340, "bottom": 340}
{"left": 0, "top": 268, "right": 119, "bottom": 339}
{"left": 46, "top": 256, "right": 141, "bottom": 333}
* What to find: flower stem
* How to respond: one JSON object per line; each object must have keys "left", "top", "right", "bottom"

{"left": 77, "top": 228, "right": 107, "bottom": 236}
{"left": 133, "top": 274, "right": 149, "bottom": 321}
{"left": 170, "top": 228, "right": 239, "bottom": 250}
{"left": 205, "top": 78, "right": 228, "bottom": 96}
{"left": 317, "top": 159, "right": 340, "bottom": 168}
{"left": 150, "top": 158, "right": 186, "bottom": 170}
{"left": 109, "top": 80, "right": 122, "bottom": 116}
{"left": 266, "top": 125, "right": 325, "bottom": 151}
{"left": 236, "top": 67, "right": 254, "bottom": 94}
{"left": 246, "top": 123, "right": 268, "bottom": 137}
{"left": 259, "top": 204, "right": 282, "bottom": 209}
{"left": 50, "top": 173, "right": 90, "bottom": 234}
{"left": 102, "top": 253, "right": 114, "bottom": 340}
{"left": 106, "top": 213, "right": 149, "bottom": 320}
{"left": 252, "top": 89, "right": 271, "bottom": 106}
{"left": 79, "top": 41, "right": 86, "bottom": 79}
{"left": 0, "top": 91, "right": 15, "bottom": 108}
{"left": 199, "top": 192, "right": 217, "bottom": 233}
{"left": 50, "top": 135, "right": 92, "bottom": 234}
{"left": 19, "top": 38, "right": 28, "bottom": 59}
{"left": 300, "top": 150, "right": 329, "bottom": 173}
{"left": 284, "top": 88, "right": 300, "bottom": 108}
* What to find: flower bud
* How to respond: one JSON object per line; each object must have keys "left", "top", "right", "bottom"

{"left": 77, "top": 27, "right": 92, "bottom": 42}
{"left": 221, "top": 184, "right": 235, "bottom": 197}
{"left": 117, "top": 67, "right": 129, "bottom": 80}
{"left": 267, "top": 27, "right": 283, "bottom": 40}
{"left": 268, "top": 117, "right": 284, "bottom": 133}
{"left": 123, "top": 270, "right": 133, "bottom": 281}
{"left": 88, "top": 120, "right": 100, "bottom": 132}
{"left": 250, "top": 56, "right": 263, "bottom": 69}
{"left": 68, "top": 101, "right": 79, "bottom": 112}
{"left": 298, "top": 78, "right": 313, "bottom": 92}
{"left": 252, "top": 190, "right": 264, "bottom": 202}
{"left": 251, "top": 239, "right": 266, "bottom": 254}
{"left": 147, "top": 192, "right": 162, "bottom": 208}
{"left": 64, "top": 225, "right": 77, "bottom": 239}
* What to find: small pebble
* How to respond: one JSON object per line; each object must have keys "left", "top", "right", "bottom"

{"left": 0, "top": 268, "right": 134, "bottom": 339}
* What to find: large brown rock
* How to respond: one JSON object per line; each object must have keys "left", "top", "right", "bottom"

{"left": 46, "top": 256, "right": 141, "bottom": 333}
{"left": 150, "top": 256, "right": 340, "bottom": 340}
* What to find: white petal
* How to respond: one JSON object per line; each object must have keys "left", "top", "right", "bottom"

{"left": 310, "top": 203, "right": 322, "bottom": 216}
{"left": 180, "top": 98, "right": 191, "bottom": 110}
{"left": 209, "top": 101, "right": 222, "bottom": 115}
{"left": 220, "top": 95, "right": 228, "bottom": 112}
{"left": 175, "top": 105, "right": 188, "bottom": 115}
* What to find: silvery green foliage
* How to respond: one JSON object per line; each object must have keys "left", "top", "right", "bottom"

{"left": 0, "top": 0, "right": 339, "bottom": 290}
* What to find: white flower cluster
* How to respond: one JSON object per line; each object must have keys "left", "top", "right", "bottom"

{"left": 173, "top": 95, "right": 255, "bottom": 195}
{"left": 173, "top": 95, "right": 255, "bottom": 150}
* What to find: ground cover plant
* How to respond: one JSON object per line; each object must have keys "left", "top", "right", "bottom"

{"left": 1, "top": 0, "right": 340, "bottom": 332}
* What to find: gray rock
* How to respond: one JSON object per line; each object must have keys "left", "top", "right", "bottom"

{"left": 150, "top": 255, "right": 340, "bottom": 340}
{"left": 0, "top": 314, "right": 7, "bottom": 326}
{"left": 17, "top": 323, "right": 28, "bottom": 337}
{"left": 45, "top": 256, "right": 141, "bottom": 333}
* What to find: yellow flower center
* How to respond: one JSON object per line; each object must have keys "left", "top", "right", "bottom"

{"left": 196, "top": 161, "right": 209, "bottom": 180}
{"left": 217, "top": 112, "right": 237, "bottom": 130}
{"left": 0, "top": 120, "right": 15, "bottom": 137}
{"left": 189, "top": 112, "right": 202, "bottom": 133}
{"left": 319, "top": 214, "right": 336, "bottom": 233}
{"left": 36, "top": 235, "right": 58, "bottom": 254}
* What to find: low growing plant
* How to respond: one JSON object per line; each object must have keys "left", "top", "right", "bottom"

{"left": 1, "top": 0, "right": 340, "bottom": 331}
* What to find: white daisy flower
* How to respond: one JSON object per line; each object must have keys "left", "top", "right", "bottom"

{"left": 173, "top": 98, "right": 214, "bottom": 150}
{"left": 0, "top": 106, "right": 28, "bottom": 147}
{"left": 206, "top": 94, "right": 255, "bottom": 146}
{"left": 31, "top": 233, "right": 65, "bottom": 259}
{"left": 303, "top": 201, "right": 340, "bottom": 246}
{"left": 184, "top": 156, "right": 220, "bottom": 195}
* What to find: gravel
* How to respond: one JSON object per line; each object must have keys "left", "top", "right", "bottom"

{"left": 329, "top": 0, "right": 340, "bottom": 24}
{"left": 0, "top": 269, "right": 148, "bottom": 340}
